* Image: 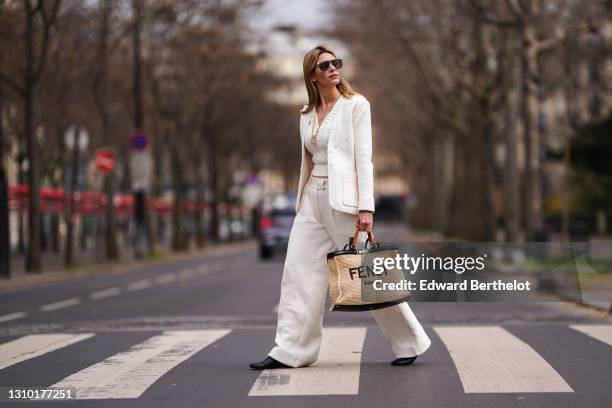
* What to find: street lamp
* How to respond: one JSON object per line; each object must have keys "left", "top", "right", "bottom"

{"left": 63, "top": 126, "right": 89, "bottom": 267}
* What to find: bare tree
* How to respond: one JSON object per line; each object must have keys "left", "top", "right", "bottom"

{"left": 0, "top": 0, "right": 61, "bottom": 272}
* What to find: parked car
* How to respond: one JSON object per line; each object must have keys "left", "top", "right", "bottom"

{"left": 375, "top": 194, "right": 411, "bottom": 223}
{"left": 257, "top": 192, "right": 297, "bottom": 259}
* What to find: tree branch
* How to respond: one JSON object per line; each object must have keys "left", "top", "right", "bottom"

{"left": 479, "top": 14, "right": 518, "bottom": 28}
{"left": 469, "top": 0, "right": 519, "bottom": 27}
{"left": 32, "top": 0, "right": 61, "bottom": 82}
{"left": 0, "top": 71, "right": 24, "bottom": 96}
{"left": 504, "top": 0, "right": 523, "bottom": 21}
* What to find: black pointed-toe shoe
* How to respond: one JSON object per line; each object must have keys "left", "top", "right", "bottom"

{"left": 391, "top": 356, "right": 418, "bottom": 366}
{"left": 249, "top": 356, "right": 292, "bottom": 370}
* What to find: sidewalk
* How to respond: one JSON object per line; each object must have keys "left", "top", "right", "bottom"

{"left": 0, "top": 239, "right": 257, "bottom": 293}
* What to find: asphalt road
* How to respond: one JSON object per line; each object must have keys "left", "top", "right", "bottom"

{"left": 0, "top": 224, "right": 611, "bottom": 407}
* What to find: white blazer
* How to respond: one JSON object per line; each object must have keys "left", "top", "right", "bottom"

{"left": 295, "top": 93, "right": 375, "bottom": 215}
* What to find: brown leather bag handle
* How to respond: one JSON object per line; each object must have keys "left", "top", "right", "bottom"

{"left": 351, "top": 227, "right": 377, "bottom": 249}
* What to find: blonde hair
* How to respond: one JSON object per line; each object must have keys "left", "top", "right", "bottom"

{"left": 301, "top": 44, "right": 356, "bottom": 114}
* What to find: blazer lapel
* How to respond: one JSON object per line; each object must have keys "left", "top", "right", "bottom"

{"left": 301, "top": 109, "right": 315, "bottom": 144}
{"left": 328, "top": 95, "right": 346, "bottom": 147}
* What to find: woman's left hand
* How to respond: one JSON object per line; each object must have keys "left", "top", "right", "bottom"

{"left": 356, "top": 210, "right": 374, "bottom": 231}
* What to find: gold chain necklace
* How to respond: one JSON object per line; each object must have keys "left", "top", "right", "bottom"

{"left": 310, "top": 93, "right": 341, "bottom": 145}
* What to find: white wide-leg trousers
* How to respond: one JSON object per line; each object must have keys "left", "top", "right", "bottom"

{"left": 268, "top": 174, "right": 431, "bottom": 368}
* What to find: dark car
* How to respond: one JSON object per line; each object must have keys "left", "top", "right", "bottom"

{"left": 374, "top": 193, "right": 412, "bottom": 223}
{"left": 257, "top": 192, "right": 297, "bottom": 259}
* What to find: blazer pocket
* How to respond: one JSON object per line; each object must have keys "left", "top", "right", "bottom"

{"left": 342, "top": 170, "right": 359, "bottom": 207}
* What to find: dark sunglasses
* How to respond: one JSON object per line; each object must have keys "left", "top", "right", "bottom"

{"left": 317, "top": 58, "right": 342, "bottom": 72}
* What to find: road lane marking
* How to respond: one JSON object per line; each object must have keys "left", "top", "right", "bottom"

{"left": 179, "top": 269, "right": 194, "bottom": 279}
{"left": 570, "top": 324, "right": 612, "bottom": 347}
{"left": 0, "top": 312, "right": 27, "bottom": 323}
{"left": 127, "top": 279, "right": 151, "bottom": 291}
{"left": 155, "top": 273, "right": 176, "bottom": 284}
{"left": 198, "top": 265, "right": 209, "bottom": 274}
{"left": 39, "top": 298, "right": 81, "bottom": 312}
{"left": 90, "top": 287, "right": 121, "bottom": 300}
{"left": 0, "top": 333, "right": 94, "bottom": 370}
{"left": 433, "top": 326, "right": 573, "bottom": 393}
{"left": 49, "top": 330, "right": 231, "bottom": 399}
{"left": 249, "top": 327, "right": 367, "bottom": 396}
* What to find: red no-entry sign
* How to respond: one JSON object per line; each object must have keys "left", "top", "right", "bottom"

{"left": 95, "top": 149, "right": 116, "bottom": 174}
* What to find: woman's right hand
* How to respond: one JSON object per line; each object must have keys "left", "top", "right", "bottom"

{"left": 356, "top": 210, "right": 373, "bottom": 232}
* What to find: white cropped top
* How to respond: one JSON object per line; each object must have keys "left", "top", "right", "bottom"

{"left": 304, "top": 99, "right": 342, "bottom": 177}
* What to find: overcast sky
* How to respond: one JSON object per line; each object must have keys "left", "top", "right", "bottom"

{"left": 244, "top": 0, "right": 349, "bottom": 59}
{"left": 252, "top": 0, "right": 334, "bottom": 31}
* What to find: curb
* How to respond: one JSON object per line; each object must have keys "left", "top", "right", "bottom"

{"left": 551, "top": 289, "right": 612, "bottom": 315}
{"left": 574, "top": 296, "right": 612, "bottom": 314}
{"left": 0, "top": 239, "right": 257, "bottom": 294}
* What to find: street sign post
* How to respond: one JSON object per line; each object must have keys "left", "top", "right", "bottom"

{"left": 94, "top": 148, "right": 116, "bottom": 174}
{"left": 130, "top": 129, "right": 151, "bottom": 258}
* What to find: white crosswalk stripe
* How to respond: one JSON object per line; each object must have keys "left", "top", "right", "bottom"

{"left": 433, "top": 325, "right": 574, "bottom": 393}
{"left": 570, "top": 324, "right": 612, "bottom": 347}
{"left": 248, "top": 327, "right": 367, "bottom": 396}
{"left": 1, "top": 324, "right": 610, "bottom": 399}
{"left": 48, "top": 330, "right": 230, "bottom": 399}
{"left": 0, "top": 333, "right": 95, "bottom": 370}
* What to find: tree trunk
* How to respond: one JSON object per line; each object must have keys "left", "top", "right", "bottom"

{"left": 96, "top": 0, "right": 119, "bottom": 260}
{"left": 170, "top": 143, "right": 187, "bottom": 251}
{"left": 0, "top": 83, "right": 10, "bottom": 277}
{"left": 503, "top": 30, "right": 523, "bottom": 243}
{"left": 208, "top": 138, "right": 220, "bottom": 243}
{"left": 432, "top": 134, "right": 453, "bottom": 234}
{"left": 193, "top": 156, "right": 206, "bottom": 249}
{"left": 24, "top": 4, "right": 40, "bottom": 270}
{"left": 521, "top": 0, "right": 543, "bottom": 241}
{"left": 24, "top": 83, "right": 41, "bottom": 271}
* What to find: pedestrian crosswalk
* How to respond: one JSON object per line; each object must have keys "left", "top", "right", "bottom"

{"left": 49, "top": 330, "right": 231, "bottom": 399}
{"left": 0, "top": 324, "right": 610, "bottom": 399}
{"left": 433, "top": 326, "right": 573, "bottom": 393}
{"left": 0, "top": 333, "right": 94, "bottom": 370}
{"left": 249, "top": 327, "right": 367, "bottom": 396}
{"left": 569, "top": 324, "right": 612, "bottom": 347}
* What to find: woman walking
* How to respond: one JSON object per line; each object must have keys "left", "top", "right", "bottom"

{"left": 249, "top": 44, "right": 431, "bottom": 370}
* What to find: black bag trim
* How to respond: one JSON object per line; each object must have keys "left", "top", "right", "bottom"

{"left": 326, "top": 244, "right": 398, "bottom": 260}
{"left": 330, "top": 295, "right": 411, "bottom": 312}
